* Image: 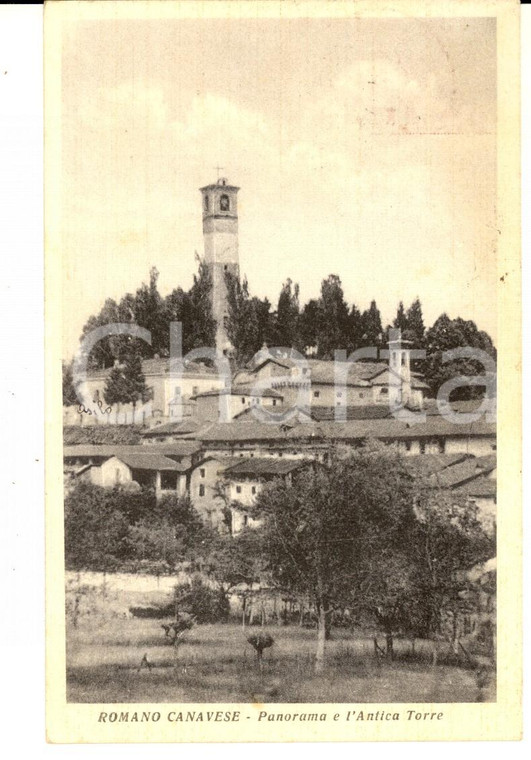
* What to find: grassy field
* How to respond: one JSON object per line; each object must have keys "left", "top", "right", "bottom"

{"left": 66, "top": 615, "right": 494, "bottom": 704}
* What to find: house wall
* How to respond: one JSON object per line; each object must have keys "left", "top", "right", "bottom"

{"left": 164, "top": 374, "right": 226, "bottom": 411}
{"left": 189, "top": 458, "right": 227, "bottom": 528}
{"left": 194, "top": 393, "right": 281, "bottom": 423}
{"left": 445, "top": 437, "right": 496, "bottom": 457}
{"left": 229, "top": 477, "right": 273, "bottom": 534}
{"left": 99, "top": 456, "right": 133, "bottom": 487}
{"left": 80, "top": 373, "right": 225, "bottom": 422}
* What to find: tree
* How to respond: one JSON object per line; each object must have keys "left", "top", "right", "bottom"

{"left": 360, "top": 300, "right": 383, "bottom": 349}
{"left": 81, "top": 298, "right": 121, "bottom": 369}
{"left": 298, "top": 298, "right": 320, "bottom": 354}
{"left": 187, "top": 258, "right": 216, "bottom": 350}
{"left": 407, "top": 484, "right": 494, "bottom": 646}
{"left": 254, "top": 447, "right": 494, "bottom": 671}
{"left": 254, "top": 449, "right": 417, "bottom": 672}
{"left": 316, "top": 275, "right": 351, "bottom": 358}
{"left": 103, "top": 350, "right": 148, "bottom": 411}
{"left": 347, "top": 304, "right": 365, "bottom": 353}
{"left": 62, "top": 361, "right": 78, "bottom": 406}
{"left": 404, "top": 297, "right": 425, "bottom": 346}
{"left": 274, "top": 278, "right": 300, "bottom": 350}
{"left": 345, "top": 482, "right": 493, "bottom": 656}
{"left": 64, "top": 484, "right": 209, "bottom": 574}
{"left": 125, "top": 352, "right": 148, "bottom": 409}
{"left": 64, "top": 483, "right": 130, "bottom": 572}
{"left": 225, "top": 272, "right": 263, "bottom": 363}
{"left": 393, "top": 301, "right": 408, "bottom": 333}
{"left": 103, "top": 363, "right": 131, "bottom": 407}
{"left": 203, "top": 530, "right": 265, "bottom": 618}
{"left": 424, "top": 314, "right": 496, "bottom": 399}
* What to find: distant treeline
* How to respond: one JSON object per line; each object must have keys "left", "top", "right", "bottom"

{"left": 63, "top": 262, "right": 496, "bottom": 401}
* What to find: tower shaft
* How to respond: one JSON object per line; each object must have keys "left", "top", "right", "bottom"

{"left": 200, "top": 178, "right": 240, "bottom": 353}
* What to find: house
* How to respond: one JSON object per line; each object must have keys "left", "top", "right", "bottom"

{"left": 64, "top": 441, "right": 203, "bottom": 494}
{"left": 80, "top": 357, "right": 226, "bottom": 419}
{"left": 190, "top": 386, "right": 283, "bottom": 422}
{"left": 140, "top": 418, "right": 202, "bottom": 443}
{"left": 188, "top": 456, "right": 237, "bottom": 528}
{"left": 76, "top": 452, "right": 189, "bottom": 497}
{"left": 402, "top": 452, "right": 497, "bottom": 534}
{"left": 188, "top": 455, "right": 314, "bottom": 534}
{"left": 231, "top": 347, "right": 429, "bottom": 414}
{"left": 222, "top": 457, "right": 314, "bottom": 534}
{"left": 195, "top": 415, "right": 496, "bottom": 460}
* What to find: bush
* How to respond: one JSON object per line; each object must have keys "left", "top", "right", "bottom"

{"left": 173, "top": 577, "right": 229, "bottom": 624}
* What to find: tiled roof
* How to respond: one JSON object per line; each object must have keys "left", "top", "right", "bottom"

{"left": 194, "top": 415, "right": 496, "bottom": 444}
{"left": 224, "top": 457, "right": 312, "bottom": 477}
{"left": 454, "top": 476, "right": 497, "bottom": 498}
{"left": 141, "top": 420, "right": 201, "bottom": 437}
{"left": 423, "top": 398, "right": 496, "bottom": 416}
{"left": 87, "top": 358, "right": 219, "bottom": 379}
{"left": 428, "top": 456, "right": 496, "bottom": 489}
{"left": 64, "top": 441, "right": 201, "bottom": 459}
{"left": 193, "top": 386, "right": 283, "bottom": 399}
{"left": 114, "top": 453, "right": 187, "bottom": 472}
{"left": 305, "top": 360, "right": 387, "bottom": 386}
{"left": 285, "top": 417, "right": 496, "bottom": 441}
{"left": 196, "top": 421, "right": 293, "bottom": 442}
{"left": 307, "top": 405, "right": 393, "bottom": 422}
{"left": 401, "top": 453, "right": 472, "bottom": 478}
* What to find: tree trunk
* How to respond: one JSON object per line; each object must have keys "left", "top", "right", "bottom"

{"left": 325, "top": 610, "right": 332, "bottom": 640}
{"left": 315, "top": 602, "right": 327, "bottom": 674}
{"left": 385, "top": 632, "right": 394, "bottom": 659}
{"left": 451, "top": 611, "right": 460, "bottom": 654}
{"left": 299, "top": 599, "right": 305, "bottom": 627}
{"left": 241, "top": 596, "right": 247, "bottom": 631}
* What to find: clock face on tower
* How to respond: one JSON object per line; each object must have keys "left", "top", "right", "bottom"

{"left": 220, "top": 194, "right": 230, "bottom": 212}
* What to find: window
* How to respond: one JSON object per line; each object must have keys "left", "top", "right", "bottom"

{"left": 198, "top": 484, "right": 205, "bottom": 497}
{"left": 115, "top": 468, "right": 121, "bottom": 484}
{"left": 437, "top": 439, "right": 446, "bottom": 454}
{"left": 337, "top": 392, "right": 342, "bottom": 398}
{"left": 380, "top": 387, "right": 388, "bottom": 395}
{"left": 220, "top": 194, "right": 230, "bottom": 211}
{"left": 200, "top": 468, "right": 205, "bottom": 478}
{"left": 192, "top": 386, "right": 198, "bottom": 395}
{"left": 236, "top": 485, "right": 242, "bottom": 494}
{"left": 243, "top": 515, "right": 248, "bottom": 527}
{"left": 241, "top": 397, "right": 246, "bottom": 404}
{"left": 313, "top": 391, "right": 320, "bottom": 398}
{"left": 272, "top": 399, "right": 277, "bottom": 406}
{"left": 204, "top": 195, "right": 209, "bottom": 212}
{"left": 224, "top": 264, "right": 228, "bottom": 271}
{"left": 419, "top": 440, "right": 426, "bottom": 454}
{"left": 405, "top": 441, "right": 412, "bottom": 452}
{"left": 251, "top": 486, "right": 256, "bottom": 495}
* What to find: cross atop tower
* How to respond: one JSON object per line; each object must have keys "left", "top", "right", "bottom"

{"left": 214, "top": 165, "right": 225, "bottom": 180}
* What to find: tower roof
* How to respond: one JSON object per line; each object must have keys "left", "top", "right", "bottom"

{"left": 200, "top": 177, "right": 239, "bottom": 192}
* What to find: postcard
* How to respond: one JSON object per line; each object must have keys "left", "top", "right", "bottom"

{"left": 45, "top": 0, "right": 521, "bottom": 742}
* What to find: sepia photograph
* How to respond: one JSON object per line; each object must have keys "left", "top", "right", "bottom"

{"left": 44, "top": 0, "right": 521, "bottom": 743}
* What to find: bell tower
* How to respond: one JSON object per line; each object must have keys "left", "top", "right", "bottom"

{"left": 200, "top": 177, "right": 240, "bottom": 353}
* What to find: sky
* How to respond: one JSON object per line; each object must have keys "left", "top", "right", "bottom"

{"left": 60, "top": 15, "right": 497, "bottom": 358}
